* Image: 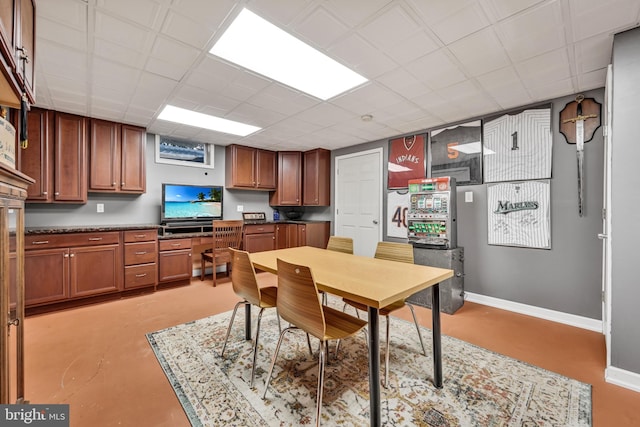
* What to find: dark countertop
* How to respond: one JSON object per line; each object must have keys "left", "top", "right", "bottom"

{"left": 24, "top": 220, "right": 330, "bottom": 238}
{"left": 25, "top": 224, "right": 162, "bottom": 235}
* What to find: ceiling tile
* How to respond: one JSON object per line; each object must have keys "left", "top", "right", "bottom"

{"left": 36, "top": 0, "right": 87, "bottom": 31}
{"left": 475, "top": 66, "right": 533, "bottom": 109}
{"left": 96, "top": 0, "right": 167, "bottom": 29}
{"left": 570, "top": 0, "right": 640, "bottom": 42}
{"left": 430, "top": 3, "right": 491, "bottom": 45}
{"left": 324, "top": 0, "right": 394, "bottom": 27}
{"left": 161, "top": 11, "right": 215, "bottom": 49}
{"left": 496, "top": 1, "right": 566, "bottom": 62}
{"left": 358, "top": 4, "right": 421, "bottom": 52}
{"left": 478, "top": 0, "right": 547, "bottom": 21}
{"left": 377, "top": 67, "right": 432, "bottom": 100}
{"left": 294, "top": 6, "right": 349, "bottom": 49}
{"left": 329, "top": 33, "right": 396, "bottom": 78}
{"left": 448, "top": 27, "right": 511, "bottom": 77}
{"left": 94, "top": 11, "right": 153, "bottom": 52}
{"left": 406, "top": 49, "right": 467, "bottom": 91}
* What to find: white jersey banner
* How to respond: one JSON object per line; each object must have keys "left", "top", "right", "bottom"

{"left": 487, "top": 180, "right": 551, "bottom": 249}
{"left": 386, "top": 190, "right": 410, "bottom": 239}
{"left": 483, "top": 106, "right": 552, "bottom": 183}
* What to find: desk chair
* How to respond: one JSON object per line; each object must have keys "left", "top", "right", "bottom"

{"left": 342, "top": 241, "right": 426, "bottom": 388}
{"left": 326, "top": 236, "right": 353, "bottom": 254}
{"left": 201, "top": 220, "right": 243, "bottom": 286}
{"left": 263, "top": 258, "right": 367, "bottom": 427}
{"left": 220, "top": 248, "right": 280, "bottom": 387}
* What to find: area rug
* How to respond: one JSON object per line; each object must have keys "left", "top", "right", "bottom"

{"left": 146, "top": 301, "right": 592, "bottom": 426}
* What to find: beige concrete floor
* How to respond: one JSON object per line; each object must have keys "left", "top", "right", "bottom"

{"left": 19, "top": 274, "right": 640, "bottom": 426}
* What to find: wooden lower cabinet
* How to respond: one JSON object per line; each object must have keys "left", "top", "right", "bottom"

{"left": 158, "top": 239, "right": 192, "bottom": 283}
{"left": 123, "top": 229, "right": 158, "bottom": 289}
{"left": 244, "top": 224, "right": 275, "bottom": 253}
{"left": 298, "top": 222, "right": 330, "bottom": 248}
{"left": 24, "top": 232, "right": 123, "bottom": 308}
{"left": 275, "top": 223, "right": 298, "bottom": 249}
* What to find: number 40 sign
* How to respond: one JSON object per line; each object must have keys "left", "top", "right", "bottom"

{"left": 387, "top": 190, "right": 410, "bottom": 238}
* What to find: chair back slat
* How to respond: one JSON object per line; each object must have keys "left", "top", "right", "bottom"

{"left": 229, "top": 248, "right": 261, "bottom": 306}
{"left": 326, "top": 236, "right": 353, "bottom": 254}
{"left": 374, "top": 241, "right": 414, "bottom": 264}
{"left": 276, "top": 258, "right": 325, "bottom": 339}
{"left": 213, "top": 220, "right": 244, "bottom": 251}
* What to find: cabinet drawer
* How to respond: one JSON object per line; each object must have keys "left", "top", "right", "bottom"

{"left": 124, "top": 229, "right": 158, "bottom": 243}
{"left": 159, "top": 238, "right": 192, "bottom": 251}
{"left": 124, "top": 242, "right": 157, "bottom": 265}
{"left": 25, "top": 232, "right": 120, "bottom": 249}
{"left": 244, "top": 224, "right": 275, "bottom": 234}
{"left": 124, "top": 263, "right": 157, "bottom": 288}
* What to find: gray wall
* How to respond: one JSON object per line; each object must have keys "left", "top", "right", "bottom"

{"left": 610, "top": 28, "right": 640, "bottom": 374}
{"left": 24, "top": 135, "right": 331, "bottom": 227}
{"left": 333, "top": 88, "right": 605, "bottom": 321}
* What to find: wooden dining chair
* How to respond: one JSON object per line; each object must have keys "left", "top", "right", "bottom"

{"left": 201, "top": 219, "right": 244, "bottom": 286}
{"left": 263, "top": 258, "right": 367, "bottom": 427}
{"left": 326, "top": 236, "right": 353, "bottom": 254}
{"left": 220, "top": 248, "right": 281, "bottom": 387}
{"left": 342, "top": 241, "right": 426, "bottom": 388}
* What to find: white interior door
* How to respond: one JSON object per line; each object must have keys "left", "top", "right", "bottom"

{"left": 601, "top": 64, "right": 613, "bottom": 367}
{"left": 335, "top": 148, "right": 383, "bottom": 257}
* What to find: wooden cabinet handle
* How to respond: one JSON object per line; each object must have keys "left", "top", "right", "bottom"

{"left": 171, "top": 243, "right": 182, "bottom": 247}
{"left": 135, "top": 251, "right": 147, "bottom": 255}
{"left": 135, "top": 273, "right": 147, "bottom": 278}
{"left": 88, "top": 237, "right": 103, "bottom": 241}
{"left": 31, "top": 240, "right": 49, "bottom": 245}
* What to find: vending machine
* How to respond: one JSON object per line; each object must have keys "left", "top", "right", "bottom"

{"left": 407, "top": 177, "right": 457, "bottom": 249}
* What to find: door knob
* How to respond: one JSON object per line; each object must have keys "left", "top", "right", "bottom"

{"left": 597, "top": 233, "right": 607, "bottom": 240}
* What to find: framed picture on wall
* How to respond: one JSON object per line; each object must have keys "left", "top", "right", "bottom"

{"left": 487, "top": 179, "right": 551, "bottom": 249}
{"left": 155, "top": 135, "right": 215, "bottom": 168}
{"left": 388, "top": 134, "right": 426, "bottom": 189}
{"left": 430, "top": 120, "right": 482, "bottom": 185}
{"left": 483, "top": 104, "right": 552, "bottom": 183}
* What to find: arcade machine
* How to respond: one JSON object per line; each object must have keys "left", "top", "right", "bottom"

{"left": 406, "top": 177, "right": 464, "bottom": 314}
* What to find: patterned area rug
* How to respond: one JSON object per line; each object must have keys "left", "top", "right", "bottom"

{"left": 146, "top": 302, "right": 592, "bottom": 426}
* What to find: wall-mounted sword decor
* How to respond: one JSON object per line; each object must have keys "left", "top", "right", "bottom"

{"left": 559, "top": 95, "right": 602, "bottom": 217}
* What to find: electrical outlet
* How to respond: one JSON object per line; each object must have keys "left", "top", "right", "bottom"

{"left": 465, "top": 192, "right": 473, "bottom": 203}
{"left": 97, "top": 203, "right": 104, "bottom": 213}
{"left": 237, "top": 205, "right": 244, "bottom": 212}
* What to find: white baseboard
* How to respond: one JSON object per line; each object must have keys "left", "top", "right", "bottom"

{"left": 464, "top": 292, "right": 602, "bottom": 332}
{"left": 606, "top": 366, "right": 640, "bottom": 393}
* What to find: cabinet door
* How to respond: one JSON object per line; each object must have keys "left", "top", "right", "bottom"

{"left": 158, "top": 249, "right": 192, "bottom": 282}
{"left": 54, "top": 112, "right": 87, "bottom": 202}
{"left": 89, "top": 119, "right": 120, "bottom": 192}
{"left": 303, "top": 149, "right": 330, "bottom": 206}
{"left": 70, "top": 244, "right": 122, "bottom": 297}
{"left": 24, "top": 248, "right": 69, "bottom": 306}
{"left": 120, "top": 124, "right": 146, "bottom": 193}
{"left": 270, "top": 151, "right": 301, "bottom": 205}
{"left": 255, "top": 149, "right": 276, "bottom": 189}
{"left": 226, "top": 144, "right": 255, "bottom": 188}
{"left": 275, "top": 224, "right": 298, "bottom": 249}
{"left": 16, "top": 0, "right": 34, "bottom": 102}
{"left": 299, "top": 222, "right": 329, "bottom": 249}
{"left": 244, "top": 233, "right": 275, "bottom": 253}
{"left": 0, "top": 1, "right": 16, "bottom": 71}
{"left": 21, "top": 107, "right": 52, "bottom": 201}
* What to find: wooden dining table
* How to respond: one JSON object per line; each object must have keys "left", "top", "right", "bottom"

{"left": 249, "top": 246, "right": 454, "bottom": 427}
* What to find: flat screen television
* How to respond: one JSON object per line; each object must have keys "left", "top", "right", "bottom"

{"left": 161, "top": 183, "right": 223, "bottom": 224}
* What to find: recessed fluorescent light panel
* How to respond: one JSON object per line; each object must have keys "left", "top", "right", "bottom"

{"left": 210, "top": 8, "right": 367, "bottom": 100}
{"left": 157, "top": 105, "right": 261, "bottom": 137}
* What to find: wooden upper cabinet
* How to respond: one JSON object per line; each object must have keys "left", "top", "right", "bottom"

{"left": 225, "top": 144, "right": 276, "bottom": 190}
{"left": 120, "top": 124, "right": 146, "bottom": 193}
{"left": 270, "top": 151, "right": 302, "bottom": 206}
{"left": 16, "top": 0, "right": 34, "bottom": 101}
{"left": 303, "top": 148, "right": 330, "bottom": 206}
{"left": 0, "top": 0, "right": 35, "bottom": 106}
{"left": 89, "top": 119, "right": 119, "bottom": 192}
{"left": 20, "top": 107, "right": 52, "bottom": 201}
{"left": 54, "top": 112, "right": 87, "bottom": 203}
{"left": 89, "top": 120, "right": 146, "bottom": 193}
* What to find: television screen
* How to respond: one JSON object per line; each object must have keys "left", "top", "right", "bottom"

{"left": 161, "top": 183, "right": 223, "bottom": 223}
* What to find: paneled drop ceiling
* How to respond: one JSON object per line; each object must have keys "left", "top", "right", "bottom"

{"left": 34, "top": 0, "right": 640, "bottom": 151}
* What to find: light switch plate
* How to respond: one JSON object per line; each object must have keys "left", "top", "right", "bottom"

{"left": 237, "top": 205, "right": 244, "bottom": 212}
{"left": 97, "top": 203, "right": 104, "bottom": 213}
{"left": 465, "top": 192, "right": 473, "bottom": 203}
